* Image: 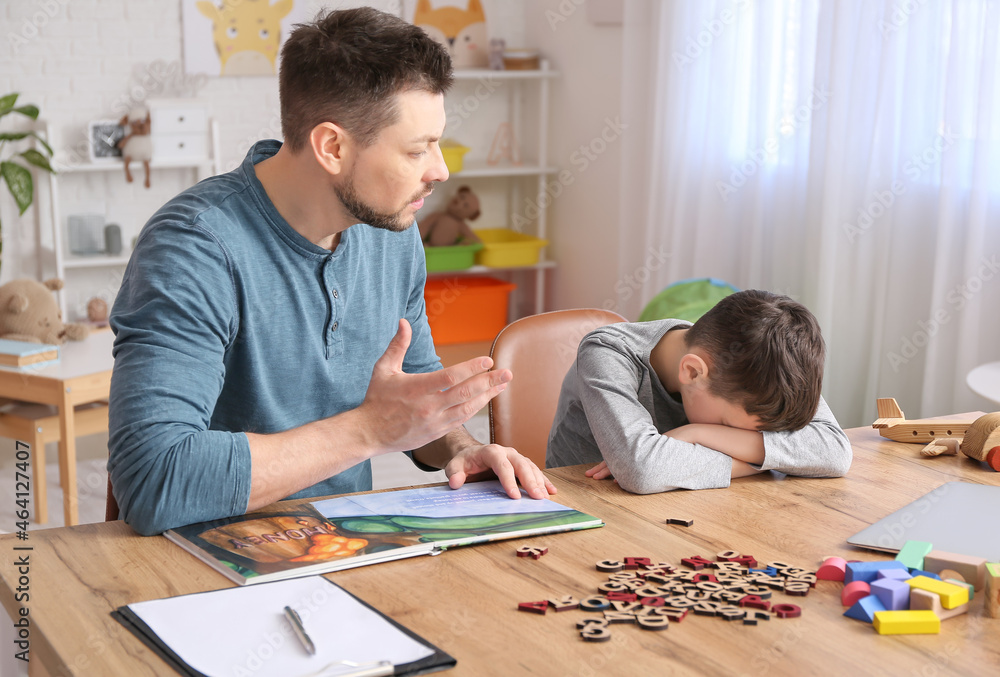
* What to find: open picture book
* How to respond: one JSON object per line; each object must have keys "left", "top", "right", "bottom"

{"left": 164, "top": 481, "right": 604, "bottom": 585}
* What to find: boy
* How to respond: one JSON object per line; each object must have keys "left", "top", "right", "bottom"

{"left": 546, "top": 290, "right": 852, "bottom": 493}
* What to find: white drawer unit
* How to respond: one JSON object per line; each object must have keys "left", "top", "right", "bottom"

{"left": 148, "top": 99, "right": 209, "bottom": 161}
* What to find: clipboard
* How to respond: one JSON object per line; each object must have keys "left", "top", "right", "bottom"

{"left": 111, "top": 577, "right": 455, "bottom": 677}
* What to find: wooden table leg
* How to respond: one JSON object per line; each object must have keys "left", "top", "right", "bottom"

{"left": 30, "top": 427, "right": 48, "bottom": 525}
{"left": 57, "top": 388, "right": 78, "bottom": 526}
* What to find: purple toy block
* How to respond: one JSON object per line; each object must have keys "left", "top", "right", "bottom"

{"left": 877, "top": 568, "right": 913, "bottom": 582}
{"left": 844, "top": 594, "right": 887, "bottom": 623}
{"left": 871, "top": 578, "right": 910, "bottom": 610}
{"left": 844, "top": 560, "right": 907, "bottom": 584}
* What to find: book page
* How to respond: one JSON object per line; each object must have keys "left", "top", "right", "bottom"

{"left": 127, "top": 576, "right": 434, "bottom": 677}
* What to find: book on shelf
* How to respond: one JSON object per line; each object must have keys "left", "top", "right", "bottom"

{"left": 165, "top": 480, "right": 604, "bottom": 586}
{"left": 0, "top": 339, "right": 59, "bottom": 368}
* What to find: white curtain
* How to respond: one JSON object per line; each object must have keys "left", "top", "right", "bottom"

{"left": 620, "top": 0, "right": 1000, "bottom": 427}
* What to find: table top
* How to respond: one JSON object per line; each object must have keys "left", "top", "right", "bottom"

{"left": 0, "top": 328, "right": 114, "bottom": 381}
{"left": 967, "top": 361, "right": 1000, "bottom": 406}
{"left": 2, "top": 423, "right": 999, "bottom": 676}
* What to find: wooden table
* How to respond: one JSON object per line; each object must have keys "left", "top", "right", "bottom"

{"left": 2, "top": 423, "right": 999, "bottom": 676}
{"left": 0, "top": 329, "right": 114, "bottom": 526}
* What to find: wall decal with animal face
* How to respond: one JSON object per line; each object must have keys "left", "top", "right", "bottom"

{"left": 413, "top": 0, "right": 490, "bottom": 69}
{"left": 185, "top": 0, "right": 300, "bottom": 77}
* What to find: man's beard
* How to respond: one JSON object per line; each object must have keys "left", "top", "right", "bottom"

{"left": 335, "top": 171, "right": 433, "bottom": 233}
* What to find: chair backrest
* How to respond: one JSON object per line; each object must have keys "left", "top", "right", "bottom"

{"left": 488, "top": 308, "right": 627, "bottom": 468}
{"left": 106, "top": 476, "right": 119, "bottom": 521}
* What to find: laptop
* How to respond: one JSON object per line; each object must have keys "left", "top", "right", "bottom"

{"left": 846, "top": 481, "right": 1000, "bottom": 562}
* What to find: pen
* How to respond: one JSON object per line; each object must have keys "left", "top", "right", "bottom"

{"left": 284, "top": 605, "right": 316, "bottom": 656}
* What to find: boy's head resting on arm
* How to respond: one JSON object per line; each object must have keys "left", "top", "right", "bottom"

{"left": 657, "top": 289, "right": 825, "bottom": 433}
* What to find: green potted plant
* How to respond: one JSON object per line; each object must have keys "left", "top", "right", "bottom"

{"left": 0, "top": 92, "right": 56, "bottom": 266}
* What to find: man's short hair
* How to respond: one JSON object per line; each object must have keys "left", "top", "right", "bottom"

{"left": 278, "top": 7, "right": 453, "bottom": 152}
{"left": 684, "top": 289, "right": 825, "bottom": 431}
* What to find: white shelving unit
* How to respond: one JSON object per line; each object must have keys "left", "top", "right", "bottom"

{"left": 44, "top": 120, "right": 220, "bottom": 319}
{"left": 433, "top": 61, "right": 558, "bottom": 318}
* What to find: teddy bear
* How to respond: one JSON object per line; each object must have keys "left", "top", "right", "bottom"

{"left": 418, "top": 185, "right": 484, "bottom": 247}
{"left": 0, "top": 278, "right": 90, "bottom": 345}
{"left": 117, "top": 106, "right": 153, "bottom": 188}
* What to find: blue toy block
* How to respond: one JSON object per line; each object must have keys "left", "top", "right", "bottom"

{"left": 909, "top": 570, "right": 941, "bottom": 580}
{"left": 871, "top": 578, "right": 910, "bottom": 610}
{"left": 844, "top": 594, "right": 887, "bottom": 623}
{"left": 845, "top": 560, "right": 907, "bottom": 584}
{"left": 749, "top": 567, "right": 778, "bottom": 576}
{"left": 877, "top": 568, "right": 913, "bottom": 582}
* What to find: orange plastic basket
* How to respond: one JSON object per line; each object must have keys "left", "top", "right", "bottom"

{"left": 424, "top": 276, "right": 517, "bottom": 345}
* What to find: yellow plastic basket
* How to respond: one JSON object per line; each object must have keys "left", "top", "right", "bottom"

{"left": 473, "top": 228, "right": 548, "bottom": 268}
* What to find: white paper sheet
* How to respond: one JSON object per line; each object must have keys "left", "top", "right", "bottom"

{"left": 127, "top": 576, "right": 434, "bottom": 677}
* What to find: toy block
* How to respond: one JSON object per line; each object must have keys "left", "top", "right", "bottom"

{"left": 576, "top": 617, "right": 609, "bottom": 630}
{"left": 579, "top": 596, "right": 611, "bottom": 612}
{"left": 623, "top": 557, "right": 652, "bottom": 570}
{"left": 842, "top": 581, "right": 871, "bottom": 607}
{"left": 516, "top": 545, "right": 547, "bottom": 559}
{"left": 922, "top": 550, "right": 987, "bottom": 590}
{"left": 738, "top": 595, "right": 771, "bottom": 611}
{"left": 844, "top": 594, "right": 887, "bottom": 623}
{"left": 907, "top": 576, "right": 969, "bottom": 609}
{"left": 876, "top": 568, "right": 912, "bottom": 582}
{"left": 749, "top": 566, "right": 778, "bottom": 576}
{"left": 766, "top": 561, "right": 793, "bottom": 573}
{"left": 713, "top": 562, "right": 744, "bottom": 574}
{"left": 716, "top": 550, "right": 741, "bottom": 561}
{"left": 636, "top": 614, "right": 670, "bottom": 630}
{"left": 786, "top": 574, "right": 817, "bottom": 587}
{"left": 817, "top": 557, "right": 847, "bottom": 581}
{"left": 598, "top": 581, "right": 629, "bottom": 594}
{"left": 988, "top": 446, "right": 1000, "bottom": 472}
{"left": 873, "top": 610, "right": 940, "bottom": 635}
{"left": 596, "top": 559, "right": 624, "bottom": 572}
{"left": 692, "top": 601, "right": 721, "bottom": 616}
{"left": 870, "top": 578, "right": 910, "bottom": 610}
{"left": 742, "top": 609, "right": 771, "bottom": 625}
{"left": 609, "top": 600, "right": 643, "bottom": 614}
{"left": 845, "top": 560, "right": 907, "bottom": 584}
{"left": 639, "top": 596, "right": 665, "bottom": 607}
{"left": 658, "top": 608, "right": 689, "bottom": 622}
{"left": 608, "top": 571, "right": 639, "bottom": 581}
{"left": 772, "top": 604, "right": 801, "bottom": 619}
{"left": 944, "top": 579, "right": 974, "bottom": 601}
{"left": 666, "top": 517, "right": 694, "bottom": 526}
{"left": 908, "top": 570, "right": 940, "bottom": 580}
{"left": 984, "top": 562, "right": 1000, "bottom": 618}
{"left": 686, "top": 590, "right": 712, "bottom": 602}
{"left": 895, "top": 540, "right": 933, "bottom": 570}
{"left": 740, "top": 585, "right": 773, "bottom": 599}
{"left": 734, "top": 555, "right": 758, "bottom": 568}
{"left": 517, "top": 601, "right": 548, "bottom": 614}
{"left": 909, "top": 588, "right": 969, "bottom": 621}
{"left": 681, "top": 555, "right": 713, "bottom": 570}
{"left": 548, "top": 595, "right": 579, "bottom": 612}
{"left": 717, "top": 605, "right": 744, "bottom": 621}
{"left": 692, "top": 573, "right": 719, "bottom": 584}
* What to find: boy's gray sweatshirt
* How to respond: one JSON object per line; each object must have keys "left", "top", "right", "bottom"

{"left": 545, "top": 319, "right": 853, "bottom": 493}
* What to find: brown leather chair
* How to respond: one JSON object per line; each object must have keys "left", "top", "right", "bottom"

{"left": 488, "top": 309, "right": 627, "bottom": 468}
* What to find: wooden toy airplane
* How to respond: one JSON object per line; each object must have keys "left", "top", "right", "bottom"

{"left": 873, "top": 398, "right": 1000, "bottom": 469}
{"left": 872, "top": 398, "right": 975, "bottom": 451}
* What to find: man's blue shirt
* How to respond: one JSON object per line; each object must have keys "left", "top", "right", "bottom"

{"left": 109, "top": 140, "right": 440, "bottom": 535}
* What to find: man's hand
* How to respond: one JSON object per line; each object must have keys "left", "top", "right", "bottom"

{"left": 358, "top": 319, "right": 511, "bottom": 453}
{"left": 445, "top": 442, "right": 556, "bottom": 499}
{"left": 585, "top": 460, "right": 614, "bottom": 480}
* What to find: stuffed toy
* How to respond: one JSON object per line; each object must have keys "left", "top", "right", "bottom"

{"left": 418, "top": 186, "right": 483, "bottom": 247}
{"left": 117, "top": 106, "right": 153, "bottom": 188}
{"left": 413, "top": 0, "right": 490, "bottom": 69}
{"left": 0, "top": 278, "right": 90, "bottom": 345}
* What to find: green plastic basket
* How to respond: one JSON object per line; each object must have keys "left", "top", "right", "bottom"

{"left": 424, "top": 243, "right": 483, "bottom": 272}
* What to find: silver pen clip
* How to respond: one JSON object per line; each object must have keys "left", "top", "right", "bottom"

{"left": 284, "top": 605, "right": 316, "bottom": 656}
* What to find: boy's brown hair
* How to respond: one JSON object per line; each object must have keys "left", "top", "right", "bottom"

{"left": 278, "top": 7, "right": 453, "bottom": 153}
{"left": 684, "top": 290, "right": 825, "bottom": 431}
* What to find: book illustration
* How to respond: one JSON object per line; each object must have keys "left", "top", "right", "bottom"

{"left": 167, "top": 481, "right": 603, "bottom": 584}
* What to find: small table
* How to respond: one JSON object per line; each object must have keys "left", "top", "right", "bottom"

{"left": 0, "top": 329, "right": 114, "bottom": 525}
{"left": 967, "top": 361, "right": 1000, "bottom": 406}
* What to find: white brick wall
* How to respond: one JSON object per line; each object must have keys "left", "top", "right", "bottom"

{"left": 1, "top": 0, "right": 528, "bottom": 316}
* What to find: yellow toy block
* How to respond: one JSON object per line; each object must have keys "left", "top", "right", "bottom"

{"left": 873, "top": 610, "right": 941, "bottom": 635}
{"left": 907, "top": 576, "right": 969, "bottom": 609}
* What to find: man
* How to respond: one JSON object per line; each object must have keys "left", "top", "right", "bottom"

{"left": 109, "top": 7, "right": 553, "bottom": 536}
